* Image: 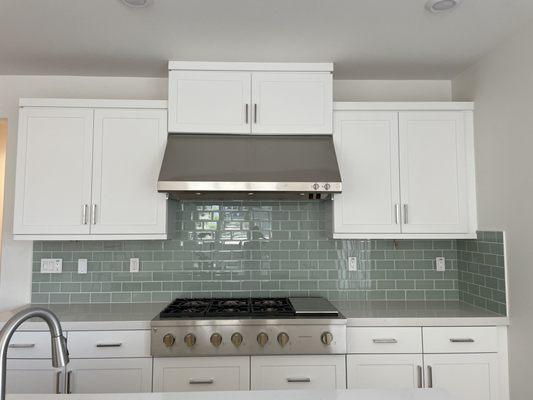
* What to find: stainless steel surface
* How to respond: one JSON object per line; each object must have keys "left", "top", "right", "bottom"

{"left": 189, "top": 379, "right": 214, "bottom": 385}
{"left": 427, "top": 366, "right": 433, "bottom": 388}
{"left": 96, "top": 343, "right": 122, "bottom": 348}
{"left": 372, "top": 338, "right": 398, "bottom": 344}
{"left": 8, "top": 343, "right": 35, "bottom": 349}
{"left": 157, "top": 134, "right": 342, "bottom": 200}
{"left": 82, "top": 204, "right": 88, "bottom": 225}
{"left": 403, "top": 204, "right": 408, "bottom": 224}
{"left": 417, "top": 366, "right": 423, "bottom": 389}
{"left": 449, "top": 338, "right": 474, "bottom": 343}
{"left": 290, "top": 297, "right": 340, "bottom": 316}
{"left": 395, "top": 204, "right": 400, "bottom": 225}
{"left": 0, "top": 307, "right": 69, "bottom": 400}
{"left": 287, "top": 378, "right": 311, "bottom": 383}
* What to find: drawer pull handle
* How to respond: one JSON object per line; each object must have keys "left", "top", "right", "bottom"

{"left": 9, "top": 343, "right": 36, "bottom": 349}
{"left": 372, "top": 338, "right": 398, "bottom": 344}
{"left": 287, "top": 377, "right": 311, "bottom": 383}
{"left": 189, "top": 379, "right": 214, "bottom": 385}
{"left": 96, "top": 343, "right": 123, "bottom": 348}
{"left": 449, "top": 338, "right": 474, "bottom": 343}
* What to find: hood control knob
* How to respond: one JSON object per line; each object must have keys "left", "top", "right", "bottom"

{"left": 257, "top": 332, "right": 269, "bottom": 347}
{"left": 210, "top": 333, "right": 222, "bottom": 347}
{"left": 184, "top": 333, "right": 196, "bottom": 347}
{"left": 312, "top": 183, "right": 320, "bottom": 190}
{"left": 277, "top": 332, "right": 289, "bottom": 347}
{"left": 321, "top": 332, "right": 334, "bottom": 345}
{"left": 323, "top": 183, "right": 331, "bottom": 190}
{"left": 163, "top": 333, "right": 175, "bottom": 347}
{"left": 231, "top": 332, "right": 243, "bottom": 347}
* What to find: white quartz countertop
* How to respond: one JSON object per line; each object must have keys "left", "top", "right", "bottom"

{"left": 7, "top": 389, "right": 451, "bottom": 400}
{"left": 0, "top": 301, "right": 508, "bottom": 331}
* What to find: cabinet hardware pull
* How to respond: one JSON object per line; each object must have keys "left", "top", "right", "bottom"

{"left": 55, "top": 371, "right": 62, "bottom": 394}
{"left": 449, "top": 338, "right": 474, "bottom": 343}
{"left": 427, "top": 366, "right": 433, "bottom": 388}
{"left": 287, "top": 377, "right": 311, "bottom": 383}
{"left": 189, "top": 378, "right": 214, "bottom": 385}
{"left": 96, "top": 343, "right": 123, "bottom": 348}
{"left": 66, "top": 371, "right": 72, "bottom": 394}
{"left": 372, "top": 338, "right": 397, "bottom": 344}
{"left": 82, "top": 204, "right": 88, "bottom": 225}
{"left": 8, "top": 343, "right": 35, "bottom": 349}
{"left": 403, "top": 204, "right": 408, "bottom": 224}
{"left": 91, "top": 204, "right": 97, "bottom": 225}
{"left": 253, "top": 103, "right": 258, "bottom": 124}
{"left": 245, "top": 104, "right": 249, "bottom": 124}
{"left": 394, "top": 204, "right": 400, "bottom": 224}
{"left": 417, "top": 365, "right": 422, "bottom": 389}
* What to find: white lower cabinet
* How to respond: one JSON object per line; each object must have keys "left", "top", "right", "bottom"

{"left": 347, "top": 354, "right": 423, "bottom": 389}
{"left": 153, "top": 357, "right": 250, "bottom": 392}
{"left": 424, "top": 353, "right": 499, "bottom": 400}
{"left": 66, "top": 358, "right": 152, "bottom": 394}
{"left": 250, "top": 355, "right": 346, "bottom": 390}
{"left": 6, "top": 359, "right": 63, "bottom": 394}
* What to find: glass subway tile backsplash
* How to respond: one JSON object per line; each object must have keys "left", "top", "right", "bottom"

{"left": 32, "top": 200, "right": 494, "bottom": 307}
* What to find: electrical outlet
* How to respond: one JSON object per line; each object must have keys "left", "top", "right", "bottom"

{"left": 129, "top": 258, "right": 140, "bottom": 273}
{"left": 78, "top": 258, "right": 88, "bottom": 274}
{"left": 41, "top": 259, "right": 62, "bottom": 273}
{"left": 348, "top": 256, "right": 358, "bottom": 271}
{"left": 436, "top": 257, "right": 446, "bottom": 272}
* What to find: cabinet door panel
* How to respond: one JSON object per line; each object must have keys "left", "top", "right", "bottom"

{"left": 6, "top": 359, "right": 63, "bottom": 394}
{"left": 91, "top": 109, "right": 167, "bottom": 235}
{"left": 425, "top": 353, "right": 499, "bottom": 400}
{"left": 333, "top": 111, "right": 401, "bottom": 234}
{"left": 251, "top": 72, "right": 332, "bottom": 134}
{"left": 399, "top": 111, "right": 468, "bottom": 233}
{"left": 14, "top": 107, "right": 93, "bottom": 234}
{"left": 347, "top": 354, "right": 423, "bottom": 389}
{"left": 67, "top": 358, "right": 152, "bottom": 394}
{"left": 168, "top": 71, "right": 251, "bottom": 133}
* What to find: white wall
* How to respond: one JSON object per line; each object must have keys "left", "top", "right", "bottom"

{"left": 0, "top": 75, "right": 451, "bottom": 310}
{"left": 452, "top": 22, "right": 533, "bottom": 400}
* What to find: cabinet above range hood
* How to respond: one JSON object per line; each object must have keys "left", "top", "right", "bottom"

{"left": 157, "top": 134, "right": 341, "bottom": 200}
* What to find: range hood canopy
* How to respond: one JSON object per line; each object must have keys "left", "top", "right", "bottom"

{"left": 158, "top": 134, "right": 342, "bottom": 200}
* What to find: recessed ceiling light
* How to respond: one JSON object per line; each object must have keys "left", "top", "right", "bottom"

{"left": 121, "top": 0, "right": 152, "bottom": 8}
{"left": 425, "top": 0, "right": 461, "bottom": 13}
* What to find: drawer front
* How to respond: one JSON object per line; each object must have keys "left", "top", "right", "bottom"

{"left": 67, "top": 330, "right": 150, "bottom": 358}
{"left": 153, "top": 357, "right": 250, "bottom": 392}
{"left": 347, "top": 327, "right": 422, "bottom": 354}
{"left": 251, "top": 355, "right": 346, "bottom": 390}
{"left": 7, "top": 332, "right": 53, "bottom": 359}
{"left": 423, "top": 327, "right": 498, "bottom": 353}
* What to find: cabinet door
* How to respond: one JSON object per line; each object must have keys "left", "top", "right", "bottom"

{"left": 90, "top": 109, "right": 167, "bottom": 235}
{"left": 168, "top": 70, "right": 251, "bottom": 133}
{"left": 251, "top": 355, "right": 346, "bottom": 390}
{"left": 67, "top": 358, "right": 152, "bottom": 393}
{"left": 6, "top": 359, "right": 63, "bottom": 394}
{"left": 251, "top": 72, "right": 332, "bottom": 134}
{"left": 333, "top": 111, "right": 401, "bottom": 234}
{"left": 424, "top": 354, "right": 499, "bottom": 400}
{"left": 153, "top": 357, "right": 250, "bottom": 392}
{"left": 13, "top": 107, "right": 93, "bottom": 235}
{"left": 399, "top": 111, "right": 469, "bottom": 233}
{"left": 347, "top": 354, "right": 423, "bottom": 389}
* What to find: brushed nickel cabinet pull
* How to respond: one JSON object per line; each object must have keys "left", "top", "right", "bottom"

{"left": 417, "top": 365, "right": 422, "bottom": 389}
{"left": 66, "top": 371, "right": 72, "bottom": 394}
{"left": 82, "top": 204, "right": 88, "bottom": 225}
{"left": 96, "top": 343, "right": 123, "bottom": 348}
{"left": 287, "top": 377, "right": 311, "bottom": 383}
{"left": 403, "top": 204, "right": 408, "bottom": 224}
{"left": 8, "top": 343, "right": 35, "bottom": 349}
{"left": 449, "top": 338, "right": 474, "bottom": 343}
{"left": 253, "top": 103, "right": 258, "bottom": 124}
{"left": 245, "top": 104, "right": 249, "bottom": 124}
{"left": 189, "top": 378, "right": 214, "bottom": 385}
{"left": 55, "top": 371, "right": 62, "bottom": 394}
{"left": 427, "top": 366, "right": 433, "bottom": 388}
{"left": 91, "top": 204, "right": 97, "bottom": 225}
{"left": 372, "top": 338, "right": 398, "bottom": 344}
{"left": 395, "top": 204, "right": 400, "bottom": 224}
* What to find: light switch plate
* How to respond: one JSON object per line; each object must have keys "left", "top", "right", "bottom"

{"left": 348, "top": 257, "right": 358, "bottom": 271}
{"left": 78, "top": 258, "right": 88, "bottom": 274}
{"left": 130, "top": 258, "right": 140, "bottom": 273}
{"left": 436, "top": 257, "right": 446, "bottom": 271}
{"left": 41, "top": 259, "right": 62, "bottom": 274}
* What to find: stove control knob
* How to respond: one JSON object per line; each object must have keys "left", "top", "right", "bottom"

{"left": 184, "top": 333, "right": 197, "bottom": 347}
{"left": 277, "top": 332, "right": 289, "bottom": 347}
{"left": 257, "top": 332, "right": 269, "bottom": 347}
{"left": 312, "top": 183, "right": 320, "bottom": 191}
{"left": 163, "top": 333, "right": 175, "bottom": 348}
{"left": 321, "top": 331, "right": 334, "bottom": 346}
{"left": 231, "top": 333, "right": 243, "bottom": 347}
{"left": 210, "top": 333, "right": 223, "bottom": 347}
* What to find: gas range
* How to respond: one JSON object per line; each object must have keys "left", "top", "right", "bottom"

{"left": 150, "top": 297, "right": 347, "bottom": 357}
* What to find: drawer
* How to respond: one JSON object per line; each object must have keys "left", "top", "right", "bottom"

{"left": 347, "top": 327, "right": 422, "bottom": 354}
{"left": 7, "top": 332, "right": 53, "bottom": 359}
{"left": 67, "top": 330, "right": 150, "bottom": 358}
{"left": 423, "top": 327, "right": 499, "bottom": 353}
{"left": 251, "top": 355, "right": 346, "bottom": 390}
{"left": 153, "top": 356, "right": 250, "bottom": 392}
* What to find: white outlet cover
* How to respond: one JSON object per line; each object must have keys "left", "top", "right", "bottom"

{"left": 130, "top": 258, "right": 140, "bottom": 273}
{"left": 78, "top": 258, "right": 88, "bottom": 274}
{"left": 436, "top": 257, "right": 446, "bottom": 271}
{"left": 41, "top": 259, "right": 62, "bottom": 274}
{"left": 348, "top": 256, "right": 358, "bottom": 271}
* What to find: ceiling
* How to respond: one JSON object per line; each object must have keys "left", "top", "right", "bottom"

{"left": 1, "top": 0, "right": 533, "bottom": 79}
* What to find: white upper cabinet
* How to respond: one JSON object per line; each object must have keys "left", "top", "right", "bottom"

{"left": 167, "top": 62, "right": 333, "bottom": 134}
{"left": 13, "top": 107, "right": 94, "bottom": 235}
{"left": 13, "top": 99, "right": 168, "bottom": 240}
{"left": 332, "top": 103, "right": 477, "bottom": 239}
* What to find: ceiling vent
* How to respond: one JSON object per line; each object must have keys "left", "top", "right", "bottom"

{"left": 426, "top": 0, "right": 461, "bottom": 13}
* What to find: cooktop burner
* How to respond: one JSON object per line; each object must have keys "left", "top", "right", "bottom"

{"left": 159, "top": 297, "right": 296, "bottom": 319}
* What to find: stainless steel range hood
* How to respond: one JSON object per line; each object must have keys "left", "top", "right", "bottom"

{"left": 158, "top": 134, "right": 342, "bottom": 200}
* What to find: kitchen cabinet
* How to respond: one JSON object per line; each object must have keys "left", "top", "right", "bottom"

{"left": 153, "top": 356, "right": 250, "bottom": 392}
{"left": 13, "top": 99, "right": 168, "bottom": 240}
{"left": 332, "top": 103, "right": 477, "bottom": 239}
{"left": 6, "top": 359, "right": 63, "bottom": 394}
{"left": 168, "top": 62, "right": 333, "bottom": 134}
{"left": 250, "top": 355, "right": 346, "bottom": 390}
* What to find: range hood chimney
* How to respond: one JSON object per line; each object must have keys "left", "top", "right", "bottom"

{"left": 158, "top": 134, "right": 342, "bottom": 200}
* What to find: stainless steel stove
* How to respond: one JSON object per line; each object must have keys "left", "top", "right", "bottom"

{"left": 151, "top": 297, "right": 347, "bottom": 357}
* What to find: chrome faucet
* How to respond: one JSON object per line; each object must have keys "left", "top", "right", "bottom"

{"left": 0, "top": 307, "right": 69, "bottom": 400}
